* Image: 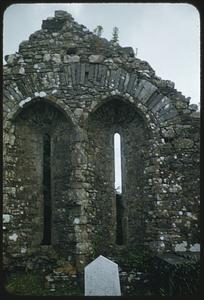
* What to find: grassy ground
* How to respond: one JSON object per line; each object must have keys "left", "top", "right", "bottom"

{"left": 4, "top": 271, "right": 83, "bottom": 296}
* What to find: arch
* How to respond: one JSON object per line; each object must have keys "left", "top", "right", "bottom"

{"left": 5, "top": 63, "right": 182, "bottom": 129}
{"left": 13, "top": 98, "right": 77, "bottom": 257}
{"left": 59, "top": 62, "right": 179, "bottom": 124}
{"left": 86, "top": 94, "right": 160, "bottom": 140}
{"left": 9, "top": 94, "right": 79, "bottom": 129}
{"left": 86, "top": 94, "right": 159, "bottom": 252}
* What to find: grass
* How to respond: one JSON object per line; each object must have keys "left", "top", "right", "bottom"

{"left": 4, "top": 271, "right": 83, "bottom": 296}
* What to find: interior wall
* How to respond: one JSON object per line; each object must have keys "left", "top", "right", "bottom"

{"left": 87, "top": 97, "right": 152, "bottom": 254}
{"left": 14, "top": 100, "right": 76, "bottom": 258}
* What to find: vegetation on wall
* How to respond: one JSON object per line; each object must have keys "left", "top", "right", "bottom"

{"left": 111, "top": 26, "right": 119, "bottom": 43}
{"left": 93, "top": 25, "right": 103, "bottom": 37}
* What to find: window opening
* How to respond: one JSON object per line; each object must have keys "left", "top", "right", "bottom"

{"left": 116, "top": 193, "right": 124, "bottom": 245}
{"left": 41, "top": 133, "right": 52, "bottom": 245}
{"left": 114, "top": 133, "right": 122, "bottom": 193}
{"left": 85, "top": 71, "right": 89, "bottom": 82}
{"left": 67, "top": 47, "right": 77, "bottom": 55}
{"left": 114, "top": 133, "right": 124, "bottom": 245}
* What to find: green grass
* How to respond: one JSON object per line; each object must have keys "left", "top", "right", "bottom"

{"left": 5, "top": 271, "right": 83, "bottom": 296}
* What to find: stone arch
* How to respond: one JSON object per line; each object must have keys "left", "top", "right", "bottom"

{"left": 84, "top": 92, "right": 160, "bottom": 140}
{"left": 12, "top": 99, "right": 78, "bottom": 259}
{"left": 9, "top": 94, "right": 79, "bottom": 129}
{"left": 60, "top": 62, "right": 180, "bottom": 125}
{"left": 86, "top": 95, "right": 160, "bottom": 255}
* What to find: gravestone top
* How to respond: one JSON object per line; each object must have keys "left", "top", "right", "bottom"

{"left": 85, "top": 255, "right": 121, "bottom": 296}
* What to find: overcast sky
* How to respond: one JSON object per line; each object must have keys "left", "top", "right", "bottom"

{"left": 3, "top": 3, "right": 200, "bottom": 191}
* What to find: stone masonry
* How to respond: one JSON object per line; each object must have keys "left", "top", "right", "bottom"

{"left": 3, "top": 10, "right": 200, "bottom": 274}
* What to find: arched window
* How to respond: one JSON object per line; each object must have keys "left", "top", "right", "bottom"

{"left": 114, "top": 133, "right": 122, "bottom": 193}
{"left": 41, "top": 133, "right": 52, "bottom": 245}
{"left": 114, "top": 133, "right": 124, "bottom": 245}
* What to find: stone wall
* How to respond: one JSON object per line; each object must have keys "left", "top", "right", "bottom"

{"left": 3, "top": 10, "right": 200, "bottom": 273}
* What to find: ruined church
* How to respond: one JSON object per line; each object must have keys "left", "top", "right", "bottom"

{"left": 3, "top": 10, "right": 200, "bottom": 273}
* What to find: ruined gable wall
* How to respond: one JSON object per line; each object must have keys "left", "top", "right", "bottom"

{"left": 3, "top": 10, "right": 200, "bottom": 271}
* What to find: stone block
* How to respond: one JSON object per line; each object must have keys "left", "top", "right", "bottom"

{"left": 122, "top": 47, "right": 135, "bottom": 57}
{"left": 174, "top": 138, "right": 194, "bottom": 149}
{"left": 52, "top": 54, "right": 61, "bottom": 64}
{"left": 3, "top": 214, "right": 11, "bottom": 223}
{"left": 55, "top": 10, "right": 69, "bottom": 18}
{"left": 66, "top": 55, "right": 80, "bottom": 63}
{"left": 5, "top": 54, "right": 17, "bottom": 64}
{"left": 85, "top": 255, "right": 121, "bottom": 296}
{"left": 138, "top": 80, "right": 157, "bottom": 104}
{"left": 88, "top": 55, "right": 104, "bottom": 64}
{"left": 189, "top": 104, "right": 198, "bottom": 111}
{"left": 43, "top": 53, "right": 51, "bottom": 62}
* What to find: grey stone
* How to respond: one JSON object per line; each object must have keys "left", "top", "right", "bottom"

{"left": 3, "top": 214, "right": 11, "bottom": 223}
{"left": 85, "top": 255, "right": 121, "bottom": 296}
{"left": 66, "top": 55, "right": 80, "bottom": 63}
{"left": 148, "top": 93, "right": 164, "bottom": 110}
{"left": 3, "top": 9, "right": 200, "bottom": 285}
{"left": 88, "top": 55, "right": 104, "bottom": 64}
{"left": 123, "top": 73, "right": 130, "bottom": 91}
{"left": 43, "top": 53, "right": 51, "bottom": 62}
{"left": 137, "top": 80, "right": 158, "bottom": 104}
{"left": 174, "top": 138, "right": 194, "bottom": 149}
{"left": 127, "top": 73, "right": 137, "bottom": 94}
{"left": 189, "top": 104, "right": 198, "bottom": 111}
{"left": 5, "top": 54, "right": 17, "bottom": 64}
{"left": 55, "top": 10, "right": 69, "bottom": 18}
{"left": 112, "top": 68, "right": 122, "bottom": 88}
{"left": 152, "top": 96, "right": 171, "bottom": 113}
{"left": 52, "top": 54, "right": 61, "bottom": 64}
{"left": 191, "top": 111, "right": 200, "bottom": 118}
{"left": 161, "top": 127, "right": 175, "bottom": 139}
{"left": 80, "top": 63, "right": 86, "bottom": 84}
{"left": 122, "top": 47, "right": 135, "bottom": 57}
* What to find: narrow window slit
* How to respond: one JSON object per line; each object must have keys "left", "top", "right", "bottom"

{"left": 114, "top": 133, "right": 124, "bottom": 245}
{"left": 116, "top": 193, "right": 124, "bottom": 245}
{"left": 41, "top": 133, "right": 52, "bottom": 245}
{"left": 67, "top": 47, "right": 77, "bottom": 55}
{"left": 85, "top": 71, "right": 89, "bottom": 81}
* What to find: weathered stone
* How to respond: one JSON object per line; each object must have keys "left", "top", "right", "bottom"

{"left": 42, "top": 18, "right": 66, "bottom": 32}
{"left": 174, "top": 138, "right": 194, "bottom": 149}
{"left": 5, "top": 54, "right": 17, "bottom": 64}
{"left": 3, "top": 214, "right": 11, "bottom": 223}
{"left": 3, "top": 10, "right": 199, "bottom": 285}
{"left": 88, "top": 55, "right": 104, "bottom": 63}
{"left": 52, "top": 54, "right": 61, "bottom": 63}
{"left": 19, "top": 67, "right": 25, "bottom": 75}
{"left": 66, "top": 55, "right": 80, "bottom": 63}
{"left": 55, "top": 10, "right": 70, "bottom": 18}
{"left": 175, "top": 241, "right": 187, "bottom": 252}
{"left": 189, "top": 104, "right": 198, "bottom": 111}
{"left": 191, "top": 111, "right": 200, "bottom": 118}
{"left": 161, "top": 127, "right": 175, "bottom": 139}
{"left": 190, "top": 243, "right": 200, "bottom": 252}
{"left": 43, "top": 53, "right": 51, "bottom": 62}
{"left": 121, "top": 46, "right": 134, "bottom": 57}
{"left": 8, "top": 233, "right": 18, "bottom": 241}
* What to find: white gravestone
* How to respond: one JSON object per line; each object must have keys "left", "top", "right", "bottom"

{"left": 85, "top": 255, "right": 121, "bottom": 296}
